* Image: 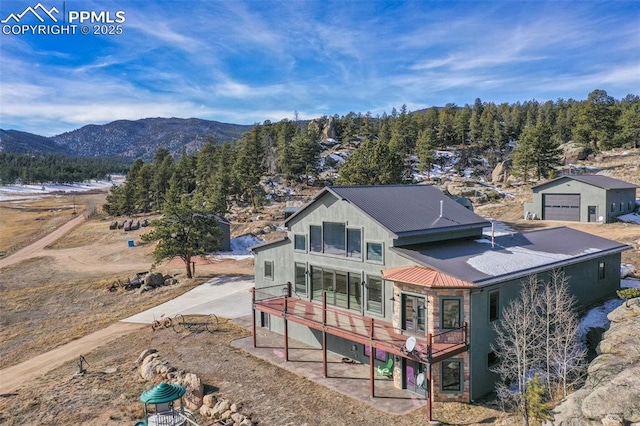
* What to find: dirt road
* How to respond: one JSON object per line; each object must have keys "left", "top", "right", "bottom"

{"left": 0, "top": 213, "right": 86, "bottom": 270}
{"left": 0, "top": 322, "right": 144, "bottom": 395}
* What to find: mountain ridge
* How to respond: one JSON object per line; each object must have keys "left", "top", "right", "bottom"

{"left": 0, "top": 117, "right": 253, "bottom": 159}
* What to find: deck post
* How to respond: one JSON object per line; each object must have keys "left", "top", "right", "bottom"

{"left": 370, "top": 342, "right": 375, "bottom": 398}
{"left": 251, "top": 289, "right": 257, "bottom": 348}
{"left": 427, "top": 361, "right": 433, "bottom": 423}
{"left": 284, "top": 295, "right": 289, "bottom": 362}
{"left": 322, "top": 291, "right": 327, "bottom": 378}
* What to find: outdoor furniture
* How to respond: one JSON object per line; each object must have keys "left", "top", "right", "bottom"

{"left": 376, "top": 357, "right": 394, "bottom": 377}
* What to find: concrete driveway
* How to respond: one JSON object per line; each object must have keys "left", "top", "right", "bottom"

{"left": 123, "top": 275, "right": 254, "bottom": 323}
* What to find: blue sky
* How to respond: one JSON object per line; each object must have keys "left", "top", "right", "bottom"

{"left": 1, "top": 0, "right": 639, "bottom": 136}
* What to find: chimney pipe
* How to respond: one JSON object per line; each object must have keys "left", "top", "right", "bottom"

{"left": 491, "top": 222, "right": 495, "bottom": 248}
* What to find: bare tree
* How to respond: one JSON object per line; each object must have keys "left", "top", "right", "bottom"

{"left": 493, "top": 270, "right": 586, "bottom": 425}
{"left": 493, "top": 275, "right": 544, "bottom": 426}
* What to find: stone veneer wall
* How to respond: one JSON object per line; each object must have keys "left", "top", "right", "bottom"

{"left": 390, "top": 283, "right": 471, "bottom": 402}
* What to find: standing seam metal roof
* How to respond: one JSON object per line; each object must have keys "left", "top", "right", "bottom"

{"left": 532, "top": 175, "right": 638, "bottom": 191}
{"left": 286, "top": 185, "right": 489, "bottom": 237}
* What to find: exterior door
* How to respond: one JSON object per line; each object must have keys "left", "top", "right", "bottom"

{"left": 403, "top": 294, "right": 426, "bottom": 335}
{"left": 588, "top": 206, "right": 597, "bottom": 222}
{"left": 404, "top": 359, "right": 427, "bottom": 395}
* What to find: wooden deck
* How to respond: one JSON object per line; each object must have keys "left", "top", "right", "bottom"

{"left": 254, "top": 295, "right": 468, "bottom": 364}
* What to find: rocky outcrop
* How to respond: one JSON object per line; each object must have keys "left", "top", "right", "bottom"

{"left": 136, "top": 349, "right": 255, "bottom": 425}
{"left": 561, "top": 142, "right": 591, "bottom": 164}
{"left": 491, "top": 160, "right": 511, "bottom": 183}
{"left": 551, "top": 298, "right": 640, "bottom": 425}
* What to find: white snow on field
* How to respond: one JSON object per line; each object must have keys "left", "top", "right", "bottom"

{"left": 467, "top": 246, "right": 600, "bottom": 276}
{"left": 213, "top": 234, "right": 264, "bottom": 259}
{"left": 0, "top": 179, "right": 118, "bottom": 201}
{"left": 617, "top": 213, "right": 640, "bottom": 224}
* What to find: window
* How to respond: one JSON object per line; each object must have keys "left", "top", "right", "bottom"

{"left": 310, "top": 225, "right": 322, "bottom": 252}
{"left": 489, "top": 291, "right": 499, "bottom": 322}
{"left": 294, "top": 234, "right": 306, "bottom": 251}
{"left": 347, "top": 228, "right": 362, "bottom": 258}
{"left": 295, "top": 263, "right": 306, "bottom": 295}
{"left": 264, "top": 261, "right": 274, "bottom": 280}
{"left": 611, "top": 203, "right": 615, "bottom": 213}
{"left": 441, "top": 298, "right": 461, "bottom": 329}
{"left": 598, "top": 261, "right": 606, "bottom": 280}
{"left": 323, "top": 222, "right": 346, "bottom": 255}
{"left": 366, "top": 242, "right": 383, "bottom": 262}
{"left": 629, "top": 201, "right": 633, "bottom": 211}
{"left": 487, "top": 351, "right": 499, "bottom": 367}
{"left": 348, "top": 272, "right": 362, "bottom": 311}
{"left": 441, "top": 360, "right": 462, "bottom": 392}
{"left": 311, "top": 266, "right": 323, "bottom": 300}
{"left": 366, "top": 275, "right": 383, "bottom": 314}
{"left": 620, "top": 202, "right": 623, "bottom": 212}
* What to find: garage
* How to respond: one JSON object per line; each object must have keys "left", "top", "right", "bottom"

{"left": 543, "top": 194, "right": 580, "bottom": 221}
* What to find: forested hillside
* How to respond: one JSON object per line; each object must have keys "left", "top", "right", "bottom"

{"left": 0, "top": 153, "right": 130, "bottom": 185}
{"left": 104, "top": 89, "right": 640, "bottom": 218}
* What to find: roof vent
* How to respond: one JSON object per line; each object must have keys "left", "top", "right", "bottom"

{"left": 439, "top": 200, "right": 443, "bottom": 218}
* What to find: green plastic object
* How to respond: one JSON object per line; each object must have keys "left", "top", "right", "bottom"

{"left": 140, "top": 382, "right": 186, "bottom": 404}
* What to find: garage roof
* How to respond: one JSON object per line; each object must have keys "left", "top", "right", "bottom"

{"left": 533, "top": 175, "right": 638, "bottom": 191}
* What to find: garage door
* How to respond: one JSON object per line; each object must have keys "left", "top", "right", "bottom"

{"left": 543, "top": 194, "right": 580, "bottom": 221}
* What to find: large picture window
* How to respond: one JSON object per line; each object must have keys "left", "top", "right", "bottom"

{"left": 366, "top": 275, "right": 383, "bottom": 314}
{"left": 441, "top": 298, "right": 461, "bottom": 329}
{"left": 311, "top": 266, "right": 323, "bottom": 300}
{"left": 349, "top": 272, "right": 362, "bottom": 311}
{"left": 441, "top": 360, "right": 462, "bottom": 392}
{"left": 310, "top": 225, "right": 322, "bottom": 252}
{"left": 366, "top": 242, "right": 383, "bottom": 262}
{"left": 323, "top": 222, "right": 345, "bottom": 255}
{"left": 347, "top": 228, "right": 362, "bottom": 258}
{"left": 295, "top": 263, "right": 306, "bottom": 295}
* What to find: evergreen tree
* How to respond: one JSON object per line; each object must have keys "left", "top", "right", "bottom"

{"left": 233, "top": 126, "right": 266, "bottom": 210}
{"left": 617, "top": 94, "right": 640, "bottom": 148}
{"left": 573, "top": 89, "right": 620, "bottom": 151}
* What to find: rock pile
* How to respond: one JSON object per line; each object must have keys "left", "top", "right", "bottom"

{"left": 551, "top": 297, "right": 640, "bottom": 425}
{"left": 136, "top": 349, "right": 255, "bottom": 426}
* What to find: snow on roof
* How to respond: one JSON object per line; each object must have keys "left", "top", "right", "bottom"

{"left": 466, "top": 244, "right": 601, "bottom": 277}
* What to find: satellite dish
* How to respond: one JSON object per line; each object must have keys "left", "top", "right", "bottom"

{"left": 416, "top": 373, "right": 425, "bottom": 389}
{"left": 405, "top": 336, "right": 416, "bottom": 352}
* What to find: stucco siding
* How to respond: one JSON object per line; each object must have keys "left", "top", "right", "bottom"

{"left": 528, "top": 178, "right": 637, "bottom": 223}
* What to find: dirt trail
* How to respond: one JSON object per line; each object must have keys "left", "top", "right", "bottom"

{"left": 0, "top": 213, "right": 86, "bottom": 270}
{"left": 0, "top": 322, "right": 144, "bottom": 395}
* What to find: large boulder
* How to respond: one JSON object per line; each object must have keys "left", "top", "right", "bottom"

{"left": 561, "top": 142, "right": 590, "bottom": 164}
{"left": 491, "top": 160, "right": 511, "bottom": 183}
{"left": 145, "top": 272, "right": 165, "bottom": 287}
{"left": 176, "top": 372, "right": 204, "bottom": 411}
{"left": 551, "top": 299, "right": 640, "bottom": 424}
{"left": 139, "top": 353, "right": 163, "bottom": 380}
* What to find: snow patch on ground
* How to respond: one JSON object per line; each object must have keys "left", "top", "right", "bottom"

{"left": 577, "top": 299, "right": 623, "bottom": 342}
{"left": 213, "top": 234, "right": 264, "bottom": 259}
{"left": 621, "top": 263, "right": 636, "bottom": 278}
{"left": 621, "top": 278, "right": 640, "bottom": 289}
{"left": 0, "top": 180, "right": 117, "bottom": 201}
{"left": 617, "top": 213, "right": 640, "bottom": 224}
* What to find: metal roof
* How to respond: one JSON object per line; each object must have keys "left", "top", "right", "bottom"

{"left": 140, "top": 382, "right": 185, "bottom": 404}
{"left": 382, "top": 266, "right": 476, "bottom": 288}
{"left": 286, "top": 185, "right": 490, "bottom": 238}
{"left": 392, "top": 226, "right": 630, "bottom": 287}
{"left": 532, "top": 175, "right": 638, "bottom": 191}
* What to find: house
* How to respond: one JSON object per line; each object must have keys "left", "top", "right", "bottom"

{"left": 524, "top": 175, "right": 638, "bottom": 223}
{"left": 251, "top": 185, "right": 629, "bottom": 408}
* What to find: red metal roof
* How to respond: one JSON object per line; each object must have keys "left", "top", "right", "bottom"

{"left": 382, "top": 266, "right": 476, "bottom": 288}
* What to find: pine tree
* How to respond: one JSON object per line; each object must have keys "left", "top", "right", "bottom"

{"left": 233, "top": 126, "right": 265, "bottom": 211}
